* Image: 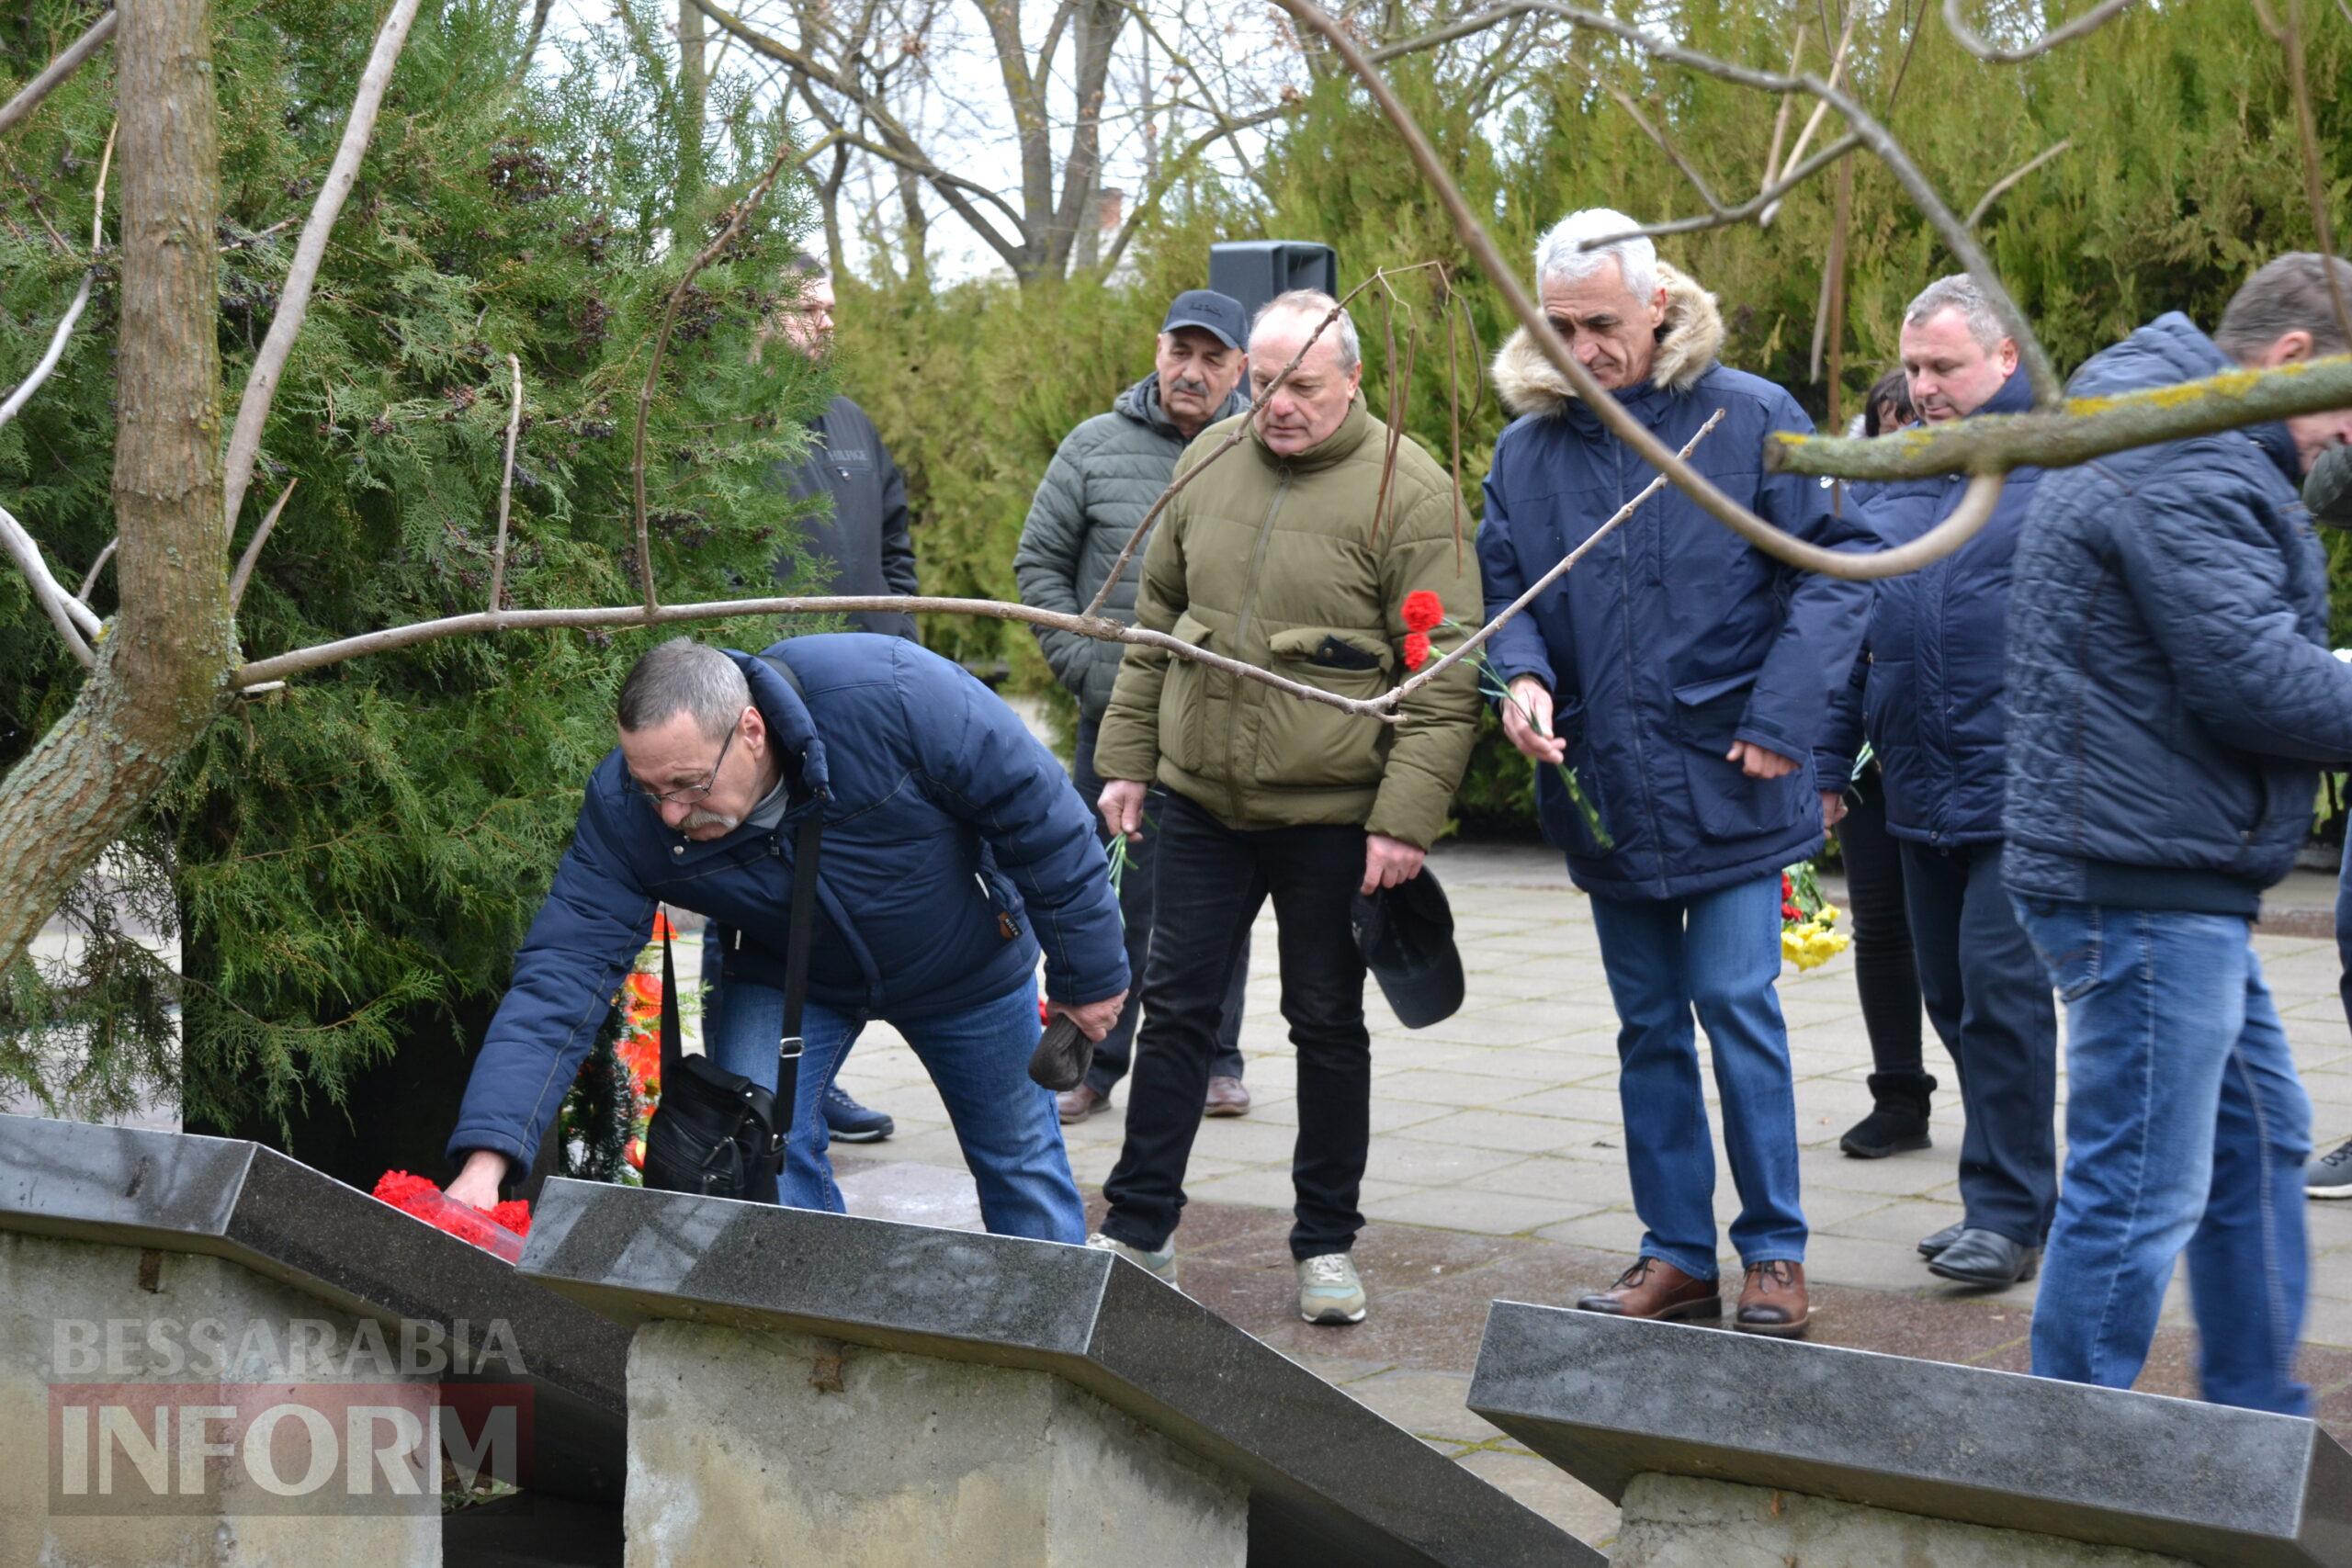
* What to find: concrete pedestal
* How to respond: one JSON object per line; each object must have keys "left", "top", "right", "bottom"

{"left": 1614, "top": 1474, "right": 2197, "bottom": 1568}
{"left": 624, "top": 1319, "right": 1247, "bottom": 1568}
{"left": 0, "top": 1231, "right": 439, "bottom": 1568}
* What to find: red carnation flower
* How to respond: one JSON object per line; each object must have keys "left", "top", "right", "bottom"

{"left": 1401, "top": 590, "right": 1444, "bottom": 633}
{"left": 1403, "top": 632, "right": 1432, "bottom": 671}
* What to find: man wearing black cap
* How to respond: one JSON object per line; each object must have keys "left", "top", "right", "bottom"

{"left": 1015, "top": 289, "right": 1255, "bottom": 1127}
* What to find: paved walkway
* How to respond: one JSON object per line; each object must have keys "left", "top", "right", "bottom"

{"left": 800, "top": 840, "right": 2352, "bottom": 1550}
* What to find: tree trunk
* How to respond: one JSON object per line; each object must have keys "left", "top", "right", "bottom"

{"left": 0, "top": 0, "right": 231, "bottom": 980}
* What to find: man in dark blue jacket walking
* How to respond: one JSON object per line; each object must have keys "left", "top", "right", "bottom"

{"left": 2006, "top": 254, "right": 2352, "bottom": 1413}
{"left": 1478, "top": 211, "right": 1876, "bottom": 1338}
{"left": 443, "top": 636, "right": 1129, "bottom": 1242}
{"left": 1824, "top": 276, "right": 2057, "bottom": 1289}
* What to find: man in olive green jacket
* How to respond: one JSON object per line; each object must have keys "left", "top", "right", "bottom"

{"left": 1089, "top": 288, "right": 1484, "bottom": 1325}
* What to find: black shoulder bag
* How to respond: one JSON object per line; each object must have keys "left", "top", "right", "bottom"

{"left": 640, "top": 661, "right": 821, "bottom": 1203}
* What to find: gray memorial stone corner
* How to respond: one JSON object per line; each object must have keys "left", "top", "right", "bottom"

{"left": 516, "top": 1176, "right": 1600, "bottom": 1568}
{"left": 1466, "top": 1299, "right": 2352, "bottom": 1568}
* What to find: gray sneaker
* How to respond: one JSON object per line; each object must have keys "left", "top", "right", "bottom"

{"left": 2308, "top": 1137, "right": 2352, "bottom": 1199}
{"left": 1087, "top": 1231, "right": 1177, "bottom": 1283}
{"left": 1296, "top": 1252, "right": 1367, "bottom": 1325}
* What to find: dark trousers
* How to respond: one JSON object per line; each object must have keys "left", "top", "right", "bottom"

{"left": 1073, "top": 717, "right": 1244, "bottom": 1094}
{"left": 1902, "top": 838, "right": 2060, "bottom": 1247}
{"left": 1839, "top": 770, "right": 1925, "bottom": 1081}
{"left": 1101, "top": 791, "right": 1369, "bottom": 1260}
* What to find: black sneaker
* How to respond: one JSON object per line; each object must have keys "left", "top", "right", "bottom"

{"left": 824, "top": 1085, "right": 895, "bottom": 1144}
{"left": 2307, "top": 1137, "right": 2352, "bottom": 1199}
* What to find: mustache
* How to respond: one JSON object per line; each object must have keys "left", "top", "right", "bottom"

{"left": 1167, "top": 375, "right": 1212, "bottom": 398}
{"left": 682, "top": 808, "right": 741, "bottom": 833}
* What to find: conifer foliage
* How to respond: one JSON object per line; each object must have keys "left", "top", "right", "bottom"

{"left": 0, "top": 0, "right": 830, "bottom": 1128}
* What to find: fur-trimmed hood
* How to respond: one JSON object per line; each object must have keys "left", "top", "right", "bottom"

{"left": 1490, "top": 261, "right": 1725, "bottom": 417}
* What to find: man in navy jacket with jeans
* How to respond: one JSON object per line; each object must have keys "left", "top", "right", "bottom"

{"left": 1477, "top": 210, "right": 1876, "bottom": 1338}
{"left": 2005, "top": 254, "right": 2352, "bottom": 1413}
{"left": 1822, "top": 276, "right": 2057, "bottom": 1290}
{"left": 444, "top": 636, "right": 1128, "bottom": 1240}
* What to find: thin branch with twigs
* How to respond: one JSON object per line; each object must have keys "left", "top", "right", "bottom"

{"left": 75, "top": 538, "right": 115, "bottom": 604}
{"left": 1271, "top": 0, "right": 2009, "bottom": 581}
{"left": 0, "top": 121, "right": 111, "bottom": 433}
{"left": 492, "top": 354, "right": 522, "bottom": 613}
{"left": 1585, "top": 133, "right": 1863, "bottom": 247}
{"left": 0, "top": 9, "right": 117, "bottom": 141}
{"left": 2270, "top": 0, "right": 2352, "bottom": 351}
{"left": 220, "top": 0, "right": 426, "bottom": 530}
{"left": 228, "top": 478, "right": 299, "bottom": 615}
{"left": 1940, "top": 0, "right": 2138, "bottom": 63}
{"left": 1391, "top": 412, "right": 1727, "bottom": 705}
{"left": 1965, "top": 137, "right": 2071, "bottom": 229}
{"left": 0, "top": 502, "right": 97, "bottom": 664}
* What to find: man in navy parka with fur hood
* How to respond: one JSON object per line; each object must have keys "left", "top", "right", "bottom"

{"left": 443, "top": 635, "right": 1128, "bottom": 1240}
{"left": 1476, "top": 211, "right": 1876, "bottom": 1339}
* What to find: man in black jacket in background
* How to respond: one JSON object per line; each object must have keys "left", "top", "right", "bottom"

{"left": 770, "top": 254, "right": 921, "bottom": 640}
{"left": 703, "top": 254, "right": 917, "bottom": 1143}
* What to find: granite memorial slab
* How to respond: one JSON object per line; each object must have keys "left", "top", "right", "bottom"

{"left": 1467, "top": 1300, "right": 2352, "bottom": 1568}
{"left": 517, "top": 1177, "right": 1600, "bottom": 1568}
{"left": 0, "top": 1115, "right": 631, "bottom": 1506}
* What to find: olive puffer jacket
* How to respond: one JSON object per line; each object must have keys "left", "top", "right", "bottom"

{"left": 1091, "top": 399, "right": 1485, "bottom": 848}
{"left": 1013, "top": 374, "right": 1250, "bottom": 720}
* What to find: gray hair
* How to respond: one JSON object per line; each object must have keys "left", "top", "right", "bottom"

{"left": 1904, "top": 274, "right": 2009, "bottom": 352}
{"left": 2215, "top": 253, "right": 2352, "bottom": 363}
{"left": 1534, "top": 209, "right": 1658, "bottom": 301}
{"left": 617, "top": 637, "right": 751, "bottom": 739}
{"left": 1250, "top": 289, "right": 1360, "bottom": 372}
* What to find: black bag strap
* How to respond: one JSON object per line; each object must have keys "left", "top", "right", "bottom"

{"left": 650, "top": 651, "right": 824, "bottom": 1082}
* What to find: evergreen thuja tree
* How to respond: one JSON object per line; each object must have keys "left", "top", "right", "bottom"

{"left": 0, "top": 0, "right": 832, "bottom": 1137}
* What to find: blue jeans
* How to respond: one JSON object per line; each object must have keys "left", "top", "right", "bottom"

{"left": 705, "top": 972, "right": 1086, "bottom": 1244}
{"left": 2012, "top": 899, "right": 2313, "bottom": 1415}
{"left": 1588, "top": 874, "right": 1807, "bottom": 1278}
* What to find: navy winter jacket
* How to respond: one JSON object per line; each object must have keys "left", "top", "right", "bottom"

{"left": 1476, "top": 264, "right": 1877, "bottom": 902}
{"left": 1823, "top": 368, "right": 2044, "bottom": 847}
{"left": 2004, "top": 313, "right": 2352, "bottom": 914}
{"left": 447, "top": 635, "right": 1127, "bottom": 1170}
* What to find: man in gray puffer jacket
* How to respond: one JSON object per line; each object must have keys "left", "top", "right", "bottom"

{"left": 1014, "top": 290, "right": 1253, "bottom": 1123}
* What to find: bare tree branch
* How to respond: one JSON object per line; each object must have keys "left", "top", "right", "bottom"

{"left": 0, "top": 502, "right": 97, "bottom": 663}
{"left": 1760, "top": 4, "right": 1858, "bottom": 226}
{"left": 632, "top": 133, "right": 808, "bottom": 612}
{"left": 1583, "top": 133, "right": 1862, "bottom": 246}
{"left": 76, "top": 538, "right": 116, "bottom": 604}
{"left": 1392, "top": 412, "right": 1726, "bottom": 705}
{"left": 1940, "top": 0, "right": 2138, "bottom": 63}
{"left": 1772, "top": 355, "right": 2352, "bottom": 478}
{"left": 220, "top": 0, "right": 427, "bottom": 529}
{"left": 1964, "top": 136, "right": 2071, "bottom": 228}
{"left": 227, "top": 477, "right": 298, "bottom": 614}
{"left": 492, "top": 353, "right": 522, "bottom": 613}
{"left": 1271, "top": 0, "right": 2008, "bottom": 581}
{"left": 236, "top": 593, "right": 1401, "bottom": 720}
{"left": 1517, "top": 1, "right": 2062, "bottom": 406}
{"left": 0, "top": 119, "right": 113, "bottom": 434}
{"left": 0, "top": 9, "right": 117, "bottom": 141}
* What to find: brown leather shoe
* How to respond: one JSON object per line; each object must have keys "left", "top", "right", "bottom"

{"left": 1574, "top": 1258, "right": 1721, "bottom": 1322}
{"left": 1203, "top": 1075, "right": 1250, "bottom": 1118}
{"left": 1056, "top": 1084, "right": 1111, "bottom": 1124}
{"left": 1734, "top": 1260, "right": 1810, "bottom": 1337}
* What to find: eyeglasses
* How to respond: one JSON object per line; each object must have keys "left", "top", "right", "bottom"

{"left": 623, "top": 724, "right": 737, "bottom": 804}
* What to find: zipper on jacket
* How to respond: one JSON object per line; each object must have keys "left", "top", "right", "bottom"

{"left": 1225, "top": 466, "right": 1293, "bottom": 797}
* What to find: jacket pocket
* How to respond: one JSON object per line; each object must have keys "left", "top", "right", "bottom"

{"left": 1157, "top": 611, "right": 1222, "bottom": 776}
{"left": 1253, "top": 626, "right": 1393, "bottom": 790}
{"left": 1673, "top": 670, "right": 1805, "bottom": 842}
{"left": 1541, "top": 692, "right": 1615, "bottom": 859}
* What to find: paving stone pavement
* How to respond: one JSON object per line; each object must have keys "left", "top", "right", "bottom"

{"left": 757, "top": 840, "right": 2352, "bottom": 1551}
